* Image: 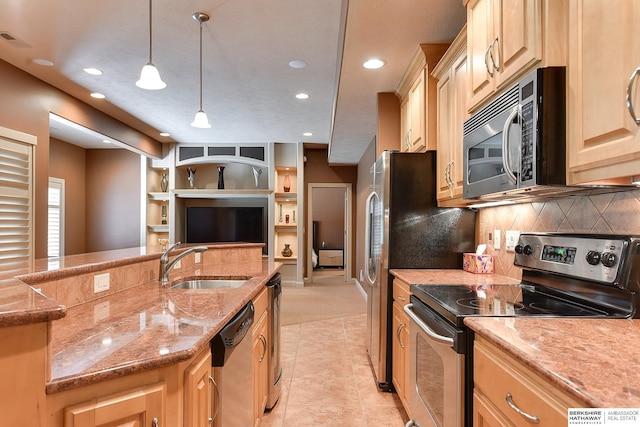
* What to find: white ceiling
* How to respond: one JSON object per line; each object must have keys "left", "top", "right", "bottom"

{"left": 0, "top": 0, "right": 465, "bottom": 164}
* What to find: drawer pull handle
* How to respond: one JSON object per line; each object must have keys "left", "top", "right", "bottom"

{"left": 505, "top": 393, "right": 540, "bottom": 423}
{"left": 396, "top": 295, "right": 406, "bottom": 301}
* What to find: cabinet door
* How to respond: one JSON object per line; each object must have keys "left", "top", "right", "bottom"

{"left": 473, "top": 391, "right": 512, "bottom": 427}
{"left": 568, "top": 0, "right": 640, "bottom": 183}
{"left": 391, "top": 302, "right": 407, "bottom": 403}
{"left": 467, "top": 0, "right": 496, "bottom": 109}
{"left": 184, "top": 350, "right": 213, "bottom": 427}
{"left": 400, "top": 97, "right": 411, "bottom": 152}
{"left": 65, "top": 383, "right": 166, "bottom": 427}
{"left": 409, "top": 70, "right": 426, "bottom": 152}
{"left": 252, "top": 310, "right": 269, "bottom": 427}
{"left": 451, "top": 52, "right": 469, "bottom": 199}
{"left": 436, "top": 67, "right": 454, "bottom": 201}
{"left": 494, "top": 0, "right": 542, "bottom": 88}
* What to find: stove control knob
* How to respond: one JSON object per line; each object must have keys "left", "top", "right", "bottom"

{"left": 586, "top": 250, "right": 601, "bottom": 265}
{"left": 523, "top": 245, "right": 534, "bottom": 256}
{"left": 514, "top": 244, "right": 524, "bottom": 254}
{"left": 601, "top": 252, "right": 618, "bottom": 268}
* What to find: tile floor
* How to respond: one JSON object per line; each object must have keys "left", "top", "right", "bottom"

{"left": 260, "top": 313, "right": 409, "bottom": 426}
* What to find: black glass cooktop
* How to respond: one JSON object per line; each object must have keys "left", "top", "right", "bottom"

{"left": 410, "top": 283, "right": 613, "bottom": 327}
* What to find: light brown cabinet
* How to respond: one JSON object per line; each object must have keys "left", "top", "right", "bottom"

{"left": 465, "top": 0, "right": 566, "bottom": 112}
{"left": 252, "top": 286, "right": 270, "bottom": 427}
{"left": 64, "top": 382, "right": 166, "bottom": 427}
{"left": 473, "top": 336, "right": 583, "bottom": 427}
{"left": 397, "top": 44, "right": 448, "bottom": 153}
{"left": 391, "top": 279, "right": 411, "bottom": 413}
{"left": 184, "top": 349, "right": 218, "bottom": 427}
{"left": 568, "top": 0, "right": 640, "bottom": 185}
{"left": 433, "top": 26, "right": 472, "bottom": 207}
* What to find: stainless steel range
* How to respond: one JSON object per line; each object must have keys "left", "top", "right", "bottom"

{"left": 403, "top": 233, "right": 640, "bottom": 427}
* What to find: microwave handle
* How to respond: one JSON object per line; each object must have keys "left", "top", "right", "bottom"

{"left": 501, "top": 106, "right": 520, "bottom": 184}
{"left": 626, "top": 67, "right": 640, "bottom": 125}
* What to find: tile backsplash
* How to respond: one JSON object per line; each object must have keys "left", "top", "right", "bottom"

{"left": 476, "top": 189, "right": 640, "bottom": 279}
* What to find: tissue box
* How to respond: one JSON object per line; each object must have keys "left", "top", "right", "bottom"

{"left": 463, "top": 253, "right": 494, "bottom": 274}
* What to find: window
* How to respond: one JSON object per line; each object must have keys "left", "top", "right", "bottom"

{"left": 48, "top": 178, "right": 64, "bottom": 257}
{"left": 0, "top": 127, "right": 36, "bottom": 264}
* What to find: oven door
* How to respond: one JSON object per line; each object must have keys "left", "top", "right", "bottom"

{"left": 404, "top": 301, "right": 464, "bottom": 427}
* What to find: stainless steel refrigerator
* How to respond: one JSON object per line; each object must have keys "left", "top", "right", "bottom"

{"left": 364, "top": 150, "right": 476, "bottom": 391}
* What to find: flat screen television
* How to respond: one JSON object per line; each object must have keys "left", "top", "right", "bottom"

{"left": 186, "top": 206, "right": 265, "bottom": 253}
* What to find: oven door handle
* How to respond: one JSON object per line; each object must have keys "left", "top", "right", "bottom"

{"left": 404, "top": 303, "right": 454, "bottom": 346}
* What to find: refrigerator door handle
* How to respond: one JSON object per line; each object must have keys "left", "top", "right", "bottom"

{"left": 364, "top": 191, "right": 378, "bottom": 286}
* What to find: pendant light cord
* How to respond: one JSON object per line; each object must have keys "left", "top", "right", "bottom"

{"left": 198, "top": 20, "right": 203, "bottom": 110}
{"left": 148, "top": 0, "right": 153, "bottom": 63}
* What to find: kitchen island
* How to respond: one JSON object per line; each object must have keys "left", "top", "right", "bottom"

{"left": 0, "top": 243, "right": 280, "bottom": 426}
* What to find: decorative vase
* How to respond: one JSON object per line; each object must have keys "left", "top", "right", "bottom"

{"left": 187, "top": 168, "right": 196, "bottom": 189}
{"left": 283, "top": 173, "right": 291, "bottom": 192}
{"left": 252, "top": 166, "right": 262, "bottom": 189}
{"left": 161, "top": 205, "right": 167, "bottom": 225}
{"left": 217, "top": 166, "right": 225, "bottom": 189}
{"left": 160, "top": 172, "right": 168, "bottom": 192}
{"left": 281, "top": 243, "right": 293, "bottom": 257}
{"left": 292, "top": 210, "right": 295, "bottom": 223}
{"left": 285, "top": 214, "right": 290, "bottom": 224}
{"left": 279, "top": 203, "right": 283, "bottom": 223}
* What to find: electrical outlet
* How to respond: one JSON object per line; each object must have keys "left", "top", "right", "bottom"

{"left": 94, "top": 273, "right": 110, "bottom": 293}
{"left": 494, "top": 229, "right": 501, "bottom": 250}
{"left": 505, "top": 230, "right": 520, "bottom": 251}
{"left": 195, "top": 252, "right": 201, "bottom": 263}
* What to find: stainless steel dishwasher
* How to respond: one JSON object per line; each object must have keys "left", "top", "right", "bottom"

{"left": 211, "top": 301, "right": 254, "bottom": 427}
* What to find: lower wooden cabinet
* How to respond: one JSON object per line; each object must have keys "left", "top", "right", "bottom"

{"left": 184, "top": 349, "right": 217, "bottom": 427}
{"left": 391, "top": 279, "right": 411, "bottom": 412}
{"left": 252, "top": 286, "right": 270, "bottom": 427}
{"left": 64, "top": 382, "right": 166, "bottom": 427}
{"left": 473, "top": 336, "right": 584, "bottom": 426}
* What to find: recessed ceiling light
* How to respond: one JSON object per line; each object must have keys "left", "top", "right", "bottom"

{"left": 303, "top": 132, "right": 313, "bottom": 137}
{"left": 32, "top": 58, "right": 54, "bottom": 67}
{"left": 83, "top": 67, "right": 103, "bottom": 75}
{"left": 296, "top": 93, "right": 309, "bottom": 100}
{"left": 160, "top": 132, "right": 170, "bottom": 137}
{"left": 102, "top": 139, "right": 111, "bottom": 144}
{"left": 289, "top": 60, "right": 307, "bottom": 69}
{"left": 363, "top": 59, "right": 385, "bottom": 69}
{"left": 90, "top": 92, "right": 106, "bottom": 99}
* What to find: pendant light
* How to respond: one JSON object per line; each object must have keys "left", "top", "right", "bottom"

{"left": 191, "top": 12, "right": 211, "bottom": 128}
{"left": 136, "top": 0, "right": 166, "bottom": 90}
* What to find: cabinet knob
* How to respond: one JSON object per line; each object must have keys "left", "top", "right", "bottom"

{"left": 151, "top": 417, "right": 159, "bottom": 427}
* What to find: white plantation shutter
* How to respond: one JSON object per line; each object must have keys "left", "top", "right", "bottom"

{"left": 0, "top": 127, "right": 36, "bottom": 264}
{"left": 48, "top": 178, "right": 63, "bottom": 257}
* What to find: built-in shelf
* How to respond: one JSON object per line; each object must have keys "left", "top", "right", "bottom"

{"left": 274, "top": 192, "right": 297, "bottom": 200}
{"left": 174, "top": 189, "right": 272, "bottom": 199}
{"left": 148, "top": 192, "right": 170, "bottom": 201}
{"left": 274, "top": 256, "right": 297, "bottom": 263}
{"left": 275, "top": 224, "right": 297, "bottom": 230}
{"left": 147, "top": 224, "right": 169, "bottom": 233}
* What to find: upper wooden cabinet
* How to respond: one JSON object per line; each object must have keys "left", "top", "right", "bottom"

{"left": 397, "top": 44, "right": 449, "bottom": 152}
{"left": 568, "top": 0, "right": 640, "bottom": 184}
{"left": 433, "top": 27, "right": 472, "bottom": 207}
{"left": 465, "top": 0, "right": 566, "bottom": 112}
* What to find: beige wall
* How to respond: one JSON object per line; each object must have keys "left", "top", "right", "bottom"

{"left": 477, "top": 189, "right": 640, "bottom": 279}
{"left": 85, "top": 149, "right": 141, "bottom": 252}
{"left": 303, "top": 148, "right": 358, "bottom": 276}
{"left": 48, "top": 138, "right": 87, "bottom": 255}
{"left": 0, "top": 60, "right": 162, "bottom": 258}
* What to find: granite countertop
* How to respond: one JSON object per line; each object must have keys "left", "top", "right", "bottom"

{"left": 390, "top": 269, "right": 520, "bottom": 286}
{"left": 47, "top": 259, "right": 280, "bottom": 393}
{"left": 465, "top": 317, "right": 640, "bottom": 408}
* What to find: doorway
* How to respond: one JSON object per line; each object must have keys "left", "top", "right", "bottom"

{"left": 306, "top": 183, "right": 352, "bottom": 283}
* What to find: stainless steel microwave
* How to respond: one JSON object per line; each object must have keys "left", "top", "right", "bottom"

{"left": 463, "top": 67, "right": 567, "bottom": 201}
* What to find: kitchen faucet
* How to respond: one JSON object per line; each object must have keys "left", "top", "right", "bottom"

{"left": 159, "top": 242, "right": 208, "bottom": 284}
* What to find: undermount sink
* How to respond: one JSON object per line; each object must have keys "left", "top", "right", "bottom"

{"left": 170, "top": 276, "right": 251, "bottom": 290}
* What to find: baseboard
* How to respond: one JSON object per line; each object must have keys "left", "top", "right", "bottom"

{"left": 354, "top": 279, "right": 367, "bottom": 301}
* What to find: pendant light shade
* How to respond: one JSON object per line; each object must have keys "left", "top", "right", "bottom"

{"left": 191, "top": 12, "right": 211, "bottom": 128}
{"left": 137, "top": 0, "right": 166, "bottom": 90}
